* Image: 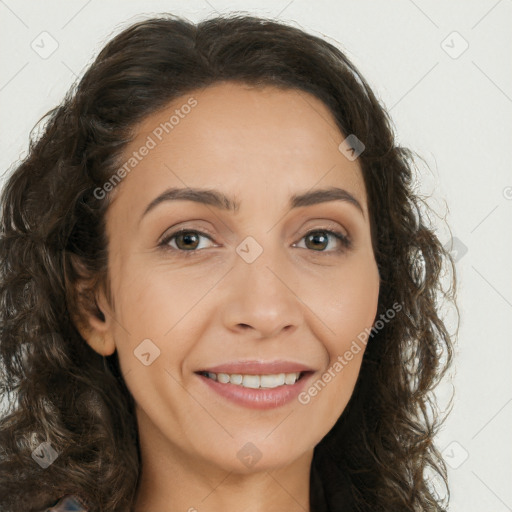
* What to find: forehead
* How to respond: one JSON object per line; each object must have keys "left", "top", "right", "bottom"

{"left": 139, "top": 82, "right": 343, "bottom": 155}
{"left": 107, "top": 82, "right": 367, "bottom": 219}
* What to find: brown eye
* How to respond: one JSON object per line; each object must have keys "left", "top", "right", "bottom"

{"left": 174, "top": 231, "right": 200, "bottom": 250}
{"left": 296, "top": 229, "right": 352, "bottom": 253}
{"left": 305, "top": 231, "right": 329, "bottom": 251}
{"left": 160, "top": 229, "right": 215, "bottom": 253}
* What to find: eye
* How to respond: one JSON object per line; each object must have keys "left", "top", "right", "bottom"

{"left": 159, "top": 229, "right": 216, "bottom": 254}
{"left": 294, "top": 229, "right": 352, "bottom": 253}
{"left": 159, "top": 227, "right": 352, "bottom": 256}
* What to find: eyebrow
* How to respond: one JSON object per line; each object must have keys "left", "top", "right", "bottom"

{"left": 140, "top": 185, "right": 365, "bottom": 224}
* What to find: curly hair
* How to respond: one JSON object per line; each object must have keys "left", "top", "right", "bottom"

{"left": 0, "top": 13, "right": 457, "bottom": 512}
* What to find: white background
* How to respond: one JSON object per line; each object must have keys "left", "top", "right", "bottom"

{"left": 1, "top": 1, "right": 511, "bottom": 510}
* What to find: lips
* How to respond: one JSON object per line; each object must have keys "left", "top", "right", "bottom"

{"left": 193, "top": 360, "right": 317, "bottom": 409}
{"left": 196, "top": 366, "right": 315, "bottom": 410}
{"left": 196, "top": 360, "right": 316, "bottom": 375}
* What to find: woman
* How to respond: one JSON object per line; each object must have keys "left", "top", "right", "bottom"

{"left": 0, "top": 13, "right": 457, "bottom": 512}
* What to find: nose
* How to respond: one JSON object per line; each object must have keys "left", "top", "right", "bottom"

{"left": 220, "top": 243, "right": 303, "bottom": 339}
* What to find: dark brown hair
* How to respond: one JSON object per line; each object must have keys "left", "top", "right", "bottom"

{"left": 0, "top": 13, "right": 457, "bottom": 511}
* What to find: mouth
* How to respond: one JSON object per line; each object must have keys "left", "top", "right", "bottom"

{"left": 196, "top": 370, "right": 312, "bottom": 389}
{"left": 194, "top": 362, "right": 316, "bottom": 410}
{"left": 194, "top": 360, "right": 316, "bottom": 409}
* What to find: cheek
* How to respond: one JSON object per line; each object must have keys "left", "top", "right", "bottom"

{"left": 310, "top": 253, "right": 379, "bottom": 408}
{"left": 321, "top": 254, "right": 380, "bottom": 348}
{"left": 110, "top": 267, "right": 209, "bottom": 384}
{"left": 110, "top": 270, "right": 204, "bottom": 430}
{"left": 298, "top": 258, "right": 379, "bottom": 432}
{"left": 113, "top": 259, "right": 211, "bottom": 334}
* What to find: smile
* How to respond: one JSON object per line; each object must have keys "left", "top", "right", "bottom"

{"left": 199, "top": 371, "right": 303, "bottom": 389}
{"left": 195, "top": 369, "right": 314, "bottom": 410}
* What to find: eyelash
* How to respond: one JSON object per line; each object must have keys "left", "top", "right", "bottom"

{"left": 158, "top": 228, "right": 352, "bottom": 257}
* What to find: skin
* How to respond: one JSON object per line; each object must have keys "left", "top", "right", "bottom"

{"left": 78, "top": 82, "right": 380, "bottom": 512}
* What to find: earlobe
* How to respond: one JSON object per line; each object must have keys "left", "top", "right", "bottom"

{"left": 86, "top": 314, "right": 116, "bottom": 357}
{"left": 75, "top": 289, "right": 116, "bottom": 357}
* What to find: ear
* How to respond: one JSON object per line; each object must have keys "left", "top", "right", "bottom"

{"left": 74, "top": 285, "right": 116, "bottom": 357}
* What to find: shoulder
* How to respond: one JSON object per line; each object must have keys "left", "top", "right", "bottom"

{"left": 43, "top": 495, "right": 88, "bottom": 511}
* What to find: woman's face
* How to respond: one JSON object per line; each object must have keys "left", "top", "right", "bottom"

{"left": 87, "top": 82, "right": 380, "bottom": 474}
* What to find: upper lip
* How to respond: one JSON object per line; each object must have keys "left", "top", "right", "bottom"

{"left": 196, "top": 360, "right": 316, "bottom": 375}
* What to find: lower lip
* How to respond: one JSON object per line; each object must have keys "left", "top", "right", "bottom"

{"left": 196, "top": 372, "right": 314, "bottom": 410}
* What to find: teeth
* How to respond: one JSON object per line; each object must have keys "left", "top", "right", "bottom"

{"left": 284, "top": 373, "right": 298, "bottom": 385}
{"left": 242, "top": 375, "right": 260, "bottom": 389}
{"left": 230, "top": 374, "right": 243, "bottom": 385}
{"left": 260, "top": 373, "right": 285, "bottom": 388}
{"left": 217, "top": 373, "right": 230, "bottom": 384}
{"left": 203, "top": 371, "right": 301, "bottom": 389}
